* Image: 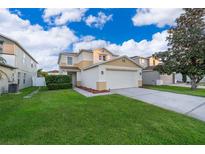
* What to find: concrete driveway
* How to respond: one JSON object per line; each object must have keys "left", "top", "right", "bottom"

{"left": 112, "top": 88, "right": 205, "bottom": 122}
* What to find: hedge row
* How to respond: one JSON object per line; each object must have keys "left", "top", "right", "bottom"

{"left": 45, "top": 75, "right": 71, "bottom": 85}
{"left": 47, "top": 83, "right": 72, "bottom": 90}
{"left": 45, "top": 75, "right": 72, "bottom": 90}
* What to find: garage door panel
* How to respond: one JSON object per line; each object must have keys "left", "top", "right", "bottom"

{"left": 106, "top": 70, "right": 137, "bottom": 89}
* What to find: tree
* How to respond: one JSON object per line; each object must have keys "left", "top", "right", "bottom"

{"left": 37, "top": 69, "right": 48, "bottom": 77}
{"left": 154, "top": 9, "right": 205, "bottom": 90}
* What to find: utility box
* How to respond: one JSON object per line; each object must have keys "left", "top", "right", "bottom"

{"left": 8, "top": 84, "right": 18, "bottom": 93}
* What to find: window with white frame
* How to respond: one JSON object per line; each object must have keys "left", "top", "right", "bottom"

{"left": 67, "top": 57, "right": 73, "bottom": 65}
{"left": 23, "top": 73, "right": 26, "bottom": 84}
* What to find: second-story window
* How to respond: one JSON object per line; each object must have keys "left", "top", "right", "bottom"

{"left": 99, "top": 55, "right": 102, "bottom": 60}
{"left": 99, "top": 55, "right": 106, "bottom": 61}
{"left": 67, "top": 57, "right": 73, "bottom": 65}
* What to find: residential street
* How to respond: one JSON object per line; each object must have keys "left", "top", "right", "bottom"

{"left": 112, "top": 88, "right": 205, "bottom": 122}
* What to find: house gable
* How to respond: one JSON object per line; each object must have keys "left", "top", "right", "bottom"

{"left": 104, "top": 57, "right": 141, "bottom": 68}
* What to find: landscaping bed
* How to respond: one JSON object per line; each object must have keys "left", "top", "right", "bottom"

{"left": 76, "top": 86, "right": 110, "bottom": 94}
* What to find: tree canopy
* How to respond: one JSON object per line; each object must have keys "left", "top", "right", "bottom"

{"left": 154, "top": 9, "right": 205, "bottom": 89}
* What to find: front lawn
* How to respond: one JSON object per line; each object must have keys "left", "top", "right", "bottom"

{"left": 144, "top": 85, "right": 205, "bottom": 97}
{"left": 0, "top": 87, "right": 205, "bottom": 144}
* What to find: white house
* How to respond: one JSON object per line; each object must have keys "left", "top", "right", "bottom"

{"left": 58, "top": 48, "right": 143, "bottom": 90}
{"left": 0, "top": 33, "right": 38, "bottom": 93}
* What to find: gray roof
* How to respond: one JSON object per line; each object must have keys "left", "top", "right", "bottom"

{"left": 130, "top": 55, "right": 148, "bottom": 60}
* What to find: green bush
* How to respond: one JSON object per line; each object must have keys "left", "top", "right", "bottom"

{"left": 47, "top": 83, "right": 72, "bottom": 90}
{"left": 45, "top": 75, "right": 72, "bottom": 90}
{"left": 45, "top": 75, "right": 71, "bottom": 85}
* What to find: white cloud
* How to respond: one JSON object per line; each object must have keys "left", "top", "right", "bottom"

{"left": 0, "top": 9, "right": 78, "bottom": 70}
{"left": 43, "top": 8, "right": 88, "bottom": 25}
{"left": 132, "top": 8, "right": 184, "bottom": 27}
{"left": 73, "top": 30, "right": 168, "bottom": 57}
{"left": 84, "top": 12, "right": 112, "bottom": 29}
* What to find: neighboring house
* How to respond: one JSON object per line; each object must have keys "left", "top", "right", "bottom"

{"left": 0, "top": 33, "right": 38, "bottom": 92}
{"left": 131, "top": 56, "right": 174, "bottom": 85}
{"left": 58, "top": 48, "right": 143, "bottom": 90}
{"left": 47, "top": 70, "right": 59, "bottom": 75}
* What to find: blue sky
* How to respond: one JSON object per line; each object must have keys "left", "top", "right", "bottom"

{"left": 10, "top": 8, "right": 168, "bottom": 44}
{"left": 0, "top": 8, "right": 183, "bottom": 70}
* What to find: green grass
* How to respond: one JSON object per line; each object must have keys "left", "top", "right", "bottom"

{"left": 144, "top": 85, "right": 205, "bottom": 97}
{"left": 0, "top": 87, "right": 205, "bottom": 144}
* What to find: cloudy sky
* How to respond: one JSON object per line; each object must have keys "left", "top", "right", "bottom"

{"left": 0, "top": 8, "right": 184, "bottom": 70}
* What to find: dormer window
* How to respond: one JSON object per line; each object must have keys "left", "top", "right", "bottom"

{"left": 67, "top": 57, "right": 73, "bottom": 65}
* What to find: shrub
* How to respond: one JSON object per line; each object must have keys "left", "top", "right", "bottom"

{"left": 47, "top": 83, "right": 72, "bottom": 90}
{"left": 45, "top": 75, "right": 72, "bottom": 90}
{"left": 45, "top": 75, "right": 71, "bottom": 85}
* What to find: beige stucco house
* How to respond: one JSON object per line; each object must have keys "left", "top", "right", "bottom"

{"left": 131, "top": 56, "right": 174, "bottom": 85}
{"left": 0, "top": 33, "right": 38, "bottom": 93}
{"left": 58, "top": 48, "right": 143, "bottom": 90}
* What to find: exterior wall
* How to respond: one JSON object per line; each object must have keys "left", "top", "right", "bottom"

{"left": 132, "top": 57, "right": 148, "bottom": 68}
{"left": 0, "top": 66, "right": 14, "bottom": 94}
{"left": 78, "top": 51, "right": 93, "bottom": 62}
{"left": 0, "top": 36, "right": 15, "bottom": 54}
{"left": 142, "top": 71, "right": 160, "bottom": 85}
{"left": 160, "top": 74, "right": 173, "bottom": 84}
{"left": 93, "top": 48, "right": 113, "bottom": 64}
{"left": 143, "top": 70, "right": 174, "bottom": 85}
{"left": 75, "top": 60, "right": 93, "bottom": 69}
{"left": 148, "top": 57, "right": 160, "bottom": 66}
{"left": 59, "top": 54, "right": 78, "bottom": 66}
{"left": 96, "top": 82, "right": 107, "bottom": 90}
{"left": 81, "top": 66, "right": 99, "bottom": 89}
{"left": 14, "top": 45, "right": 37, "bottom": 89}
{"left": 0, "top": 54, "right": 15, "bottom": 66}
{"left": 59, "top": 52, "right": 93, "bottom": 69}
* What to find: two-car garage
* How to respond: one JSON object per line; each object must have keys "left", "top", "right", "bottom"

{"left": 106, "top": 69, "right": 138, "bottom": 89}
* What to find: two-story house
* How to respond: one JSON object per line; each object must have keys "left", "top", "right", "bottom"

{"left": 0, "top": 33, "right": 38, "bottom": 93}
{"left": 131, "top": 55, "right": 174, "bottom": 85}
{"left": 131, "top": 56, "right": 160, "bottom": 69}
{"left": 58, "top": 48, "right": 143, "bottom": 90}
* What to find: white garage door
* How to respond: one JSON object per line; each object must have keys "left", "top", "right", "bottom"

{"left": 106, "top": 70, "right": 137, "bottom": 89}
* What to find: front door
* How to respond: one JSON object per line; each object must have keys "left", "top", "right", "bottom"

{"left": 67, "top": 72, "right": 76, "bottom": 87}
